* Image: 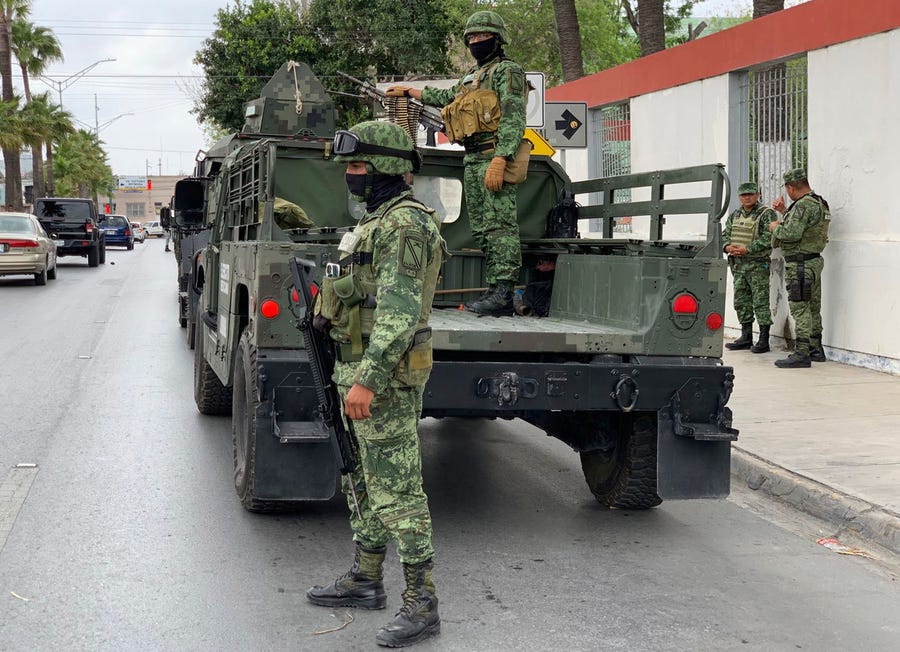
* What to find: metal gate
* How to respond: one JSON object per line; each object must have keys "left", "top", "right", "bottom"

{"left": 739, "top": 57, "right": 808, "bottom": 204}
{"left": 588, "top": 102, "right": 631, "bottom": 233}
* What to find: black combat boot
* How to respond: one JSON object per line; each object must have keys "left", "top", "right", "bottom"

{"left": 465, "top": 281, "right": 514, "bottom": 316}
{"left": 726, "top": 322, "right": 753, "bottom": 350}
{"left": 809, "top": 334, "right": 827, "bottom": 362}
{"left": 774, "top": 339, "right": 811, "bottom": 368}
{"left": 751, "top": 324, "right": 770, "bottom": 353}
{"left": 463, "top": 285, "right": 494, "bottom": 312}
{"left": 306, "top": 544, "right": 387, "bottom": 610}
{"left": 375, "top": 559, "right": 440, "bottom": 648}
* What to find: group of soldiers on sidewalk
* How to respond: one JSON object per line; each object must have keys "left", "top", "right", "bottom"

{"left": 722, "top": 168, "right": 831, "bottom": 369}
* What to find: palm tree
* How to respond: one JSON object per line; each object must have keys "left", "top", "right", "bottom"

{"left": 11, "top": 19, "right": 62, "bottom": 201}
{"left": 54, "top": 129, "right": 112, "bottom": 200}
{"left": 44, "top": 98, "right": 73, "bottom": 195}
{"left": 18, "top": 91, "right": 52, "bottom": 197}
{"left": 0, "top": 0, "right": 31, "bottom": 209}
{"left": 0, "top": 96, "right": 23, "bottom": 151}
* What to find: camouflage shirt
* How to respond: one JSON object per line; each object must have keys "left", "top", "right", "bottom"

{"left": 722, "top": 202, "right": 776, "bottom": 260}
{"left": 772, "top": 191, "right": 830, "bottom": 255}
{"left": 422, "top": 56, "right": 527, "bottom": 160}
{"left": 333, "top": 190, "right": 444, "bottom": 393}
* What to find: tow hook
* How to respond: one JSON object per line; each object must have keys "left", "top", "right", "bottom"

{"left": 475, "top": 372, "right": 538, "bottom": 406}
{"left": 612, "top": 375, "right": 639, "bottom": 412}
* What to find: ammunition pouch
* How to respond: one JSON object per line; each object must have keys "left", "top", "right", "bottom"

{"left": 441, "top": 88, "right": 501, "bottom": 143}
{"left": 787, "top": 260, "right": 814, "bottom": 302}
{"left": 392, "top": 328, "right": 434, "bottom": 387}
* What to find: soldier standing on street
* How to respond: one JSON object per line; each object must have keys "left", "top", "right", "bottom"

{"left": 722, "top": 181, "right": 776, "bottom": 353}
{"left": 769, "top": 168, "right": 830, "bottom": 368}
{"left": 306, "top": 121, "right": 445, "bottom": 648}
{"left": 386, "top": 10, "right": 528, "bottom": 316}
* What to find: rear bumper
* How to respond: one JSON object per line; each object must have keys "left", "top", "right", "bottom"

{"left": 104, "top": 235, "right": 132, "bottom": 246}
{"left": 57, "top": 240, "right": 96, "bottom": 256}
{"left": 0, "top": 253, "right": 45, "bottom": 274}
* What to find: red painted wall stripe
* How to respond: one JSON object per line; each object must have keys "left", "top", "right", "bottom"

{"left": 547, "top": 0, "right": 900, "bottom": 108}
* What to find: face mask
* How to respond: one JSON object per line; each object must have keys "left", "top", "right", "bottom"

{"left": 345, "top": 173, "right": 369, "bottom": 203}
{"left": 468, "top": 37, "right": 497, "bottom": 63}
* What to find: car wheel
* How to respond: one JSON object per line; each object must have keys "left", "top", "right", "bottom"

{"left": 99, "top": 241, "right": 106, "bottom": 264}
{"left": 88, "top": 245, "right": 100, "bottom": 267}
{"left": 47, "top": 260, "right": 57, "bottom": 280}
{"left": 34, "top": 266, "right": 48, "bottom": 286}
{"left": 127, "top": 239, "right": 134, "bottom": 251}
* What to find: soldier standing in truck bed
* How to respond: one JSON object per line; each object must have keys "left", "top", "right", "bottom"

{"left": 305, "top": 120, "right": 445, "bottom": 648}
{"left": 722, "top": 181, "right": 777, "bottom": 354}
{"left": 769, "top": 168, "right": 830, "bottom": 368}
{"left": 387, "top": 10, "right": 528, "bottom": 316}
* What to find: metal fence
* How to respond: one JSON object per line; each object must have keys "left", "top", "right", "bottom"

{"left": 589, "top": 102, "right": 632, "bottom": 233}
{"left": 739, "top": 57, "right": 808, "bottom": 204}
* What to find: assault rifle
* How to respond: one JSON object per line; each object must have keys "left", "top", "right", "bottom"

{"left": 288, "top": 257, "right": 361, "bottom": 518}
{"left": 336, "top": 71, "right": 445, "bottom": 133}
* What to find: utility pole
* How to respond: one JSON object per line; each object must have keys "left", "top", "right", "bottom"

{"left": 158, "top": 158, "right": 162, "bottom": 176}
{"left": 94, "top": 94, "right": 99, "bottom": 134}
{"left": 146, "top": 159, "right": 151, "bottom": 176}
{"left": 38, "top": 58, "right": 117, "bottom": 108}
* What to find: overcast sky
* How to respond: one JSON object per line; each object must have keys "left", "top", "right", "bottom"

{"left": 26, "top": 0, "right": 804, "bottom": 177}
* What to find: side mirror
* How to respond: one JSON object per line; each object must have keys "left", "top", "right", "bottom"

{"left": 159, "top": 207, "right": 172, "bottom": 230}
{"left": 173, "top": 178, "right": 206, "bottom": 227}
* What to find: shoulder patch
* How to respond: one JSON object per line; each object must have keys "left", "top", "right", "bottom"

{"left": 508, "top": 69, "right": 525, "bottom": 96}
{"left": 398, "top": 229, "right": 426, "bottom": 279}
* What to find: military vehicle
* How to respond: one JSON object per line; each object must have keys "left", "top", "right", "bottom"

{"left": 173, "top": 61, "right": 737, "bottom": 512}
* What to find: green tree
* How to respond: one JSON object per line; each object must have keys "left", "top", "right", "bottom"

{"left": 53, "top": 129, "right": 113, "bottom": 200}
{"left": 0, "top": 0, "right": 31, "bottom": 209}
{"left": 0, "top": 96, "right": 23, "bottom": 152}
{"left": 11, "top": 20, "right": 62, "bottom": 200}
{"left": 193, "top": 0, "right": 320, "bottom": 131}
{"left": 619, "top": 1, "right": 698, "bottom": 55}
{"left": 754, "top": 0, "right": 784, "bottom": 18}
{"left": 43, "top": 98, "right": 74, "bottom": 195}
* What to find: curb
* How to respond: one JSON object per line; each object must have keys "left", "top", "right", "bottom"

{"left": 731, "top": 447, "right": 900, "bottom": 557}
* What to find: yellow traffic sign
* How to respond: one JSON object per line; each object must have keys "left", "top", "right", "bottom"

{"left": 524, "top": 128, "right": 555, "bottom": 157}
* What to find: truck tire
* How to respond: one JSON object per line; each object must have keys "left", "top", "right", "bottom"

{"left": 580, "top": 413, "right": 662, "bottom": 510}
{"left": 193, "top": 323, "right": 232, "bottom": 415}
{"left": 88, "top": 245, "right": 100, "bottom": 267}
{"left": 99, "top": 241, "right": 106, "bottom": 264}
{"left": 232, "top": 328, "right": 270, "bottom": 512}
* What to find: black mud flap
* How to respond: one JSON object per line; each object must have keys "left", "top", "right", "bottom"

{"left": 656, "top": 405, "right": 732, "bottom": 500}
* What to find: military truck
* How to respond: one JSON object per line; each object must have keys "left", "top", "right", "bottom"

{"left": 174, "top": 61, "right": 737, "bottom": 512}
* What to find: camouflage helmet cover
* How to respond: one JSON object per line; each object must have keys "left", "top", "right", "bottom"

{"left": 783, "top": 168, "right": 807, "bottom": 184}
{"left": 333, "top": 120, "right": 418, "bottom": 176}
{"left": 737, "top": 182, "right": 759, "bottom": 194}
{"left": 464, "top": 10, "right": 509, "bottom": 45}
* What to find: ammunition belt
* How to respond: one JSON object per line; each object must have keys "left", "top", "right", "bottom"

{"left": 783, "top": 253, "right": 821, "bottom": 263}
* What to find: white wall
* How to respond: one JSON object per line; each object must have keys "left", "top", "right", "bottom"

{"left": 808, "top": 29, "right": 900, "bottom": 366}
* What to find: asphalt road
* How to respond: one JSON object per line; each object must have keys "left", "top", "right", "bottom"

{"left": 1, "top": 240, "right": 898, "bottom": 651}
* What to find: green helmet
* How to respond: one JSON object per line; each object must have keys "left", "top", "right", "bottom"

{"left": 332, "top": 120, "right": 419, "bottom": 176}
{"left": 464, "top": 10, "right": 509, "bottom": 45}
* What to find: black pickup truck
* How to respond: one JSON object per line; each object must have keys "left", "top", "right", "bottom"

{"left": 33, "top": 197, "right": 106, "bottom": 267}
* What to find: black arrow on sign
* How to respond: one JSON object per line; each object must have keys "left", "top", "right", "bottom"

{"left": 555, "top": 109, "right": 582, "bottom": 139}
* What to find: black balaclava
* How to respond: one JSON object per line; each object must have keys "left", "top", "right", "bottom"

{"left": 346, "top": 166, "right": 409, "bottom": 213}
{"left": 468, "top": 36, "right": 501, "bottom": 66}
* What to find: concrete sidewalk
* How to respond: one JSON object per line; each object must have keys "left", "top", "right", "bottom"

{"left": 724, "top": 347, "right": 900, "bottom": 556}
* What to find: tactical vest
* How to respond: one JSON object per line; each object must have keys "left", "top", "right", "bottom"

{"left": 318, "top": 195, "right": 445, "bottom": 387}
{"left": 780, "top": 192, "right": 831, "bottom": 254}
{"left": 729, "top": 211, "right": 760, "bottom": 249}
{"left": 441, "top": 61, "right": 503, "bottom": 144}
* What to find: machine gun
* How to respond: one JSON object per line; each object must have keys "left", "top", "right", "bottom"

{"left": 337, "top": 71, "right": 445, "bottom": 136}
{"left": 288, "top": 257, "right": 362, "bottom": 518}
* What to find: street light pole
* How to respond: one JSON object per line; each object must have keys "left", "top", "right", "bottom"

{"left": 37, "top": 58, "right": 117, "bottom": 108}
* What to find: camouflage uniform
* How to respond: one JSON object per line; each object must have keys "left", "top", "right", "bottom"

{"left": 421, "top": 11, "right": 527, "bottom": 313}
{"left": 772, "top": 169, "right": 829, "bottom": 360}
{"left": 331, "top": 189, "right": 443, "bottom": 564}
{"left": 307, "top": 121, "right": 444, "bottom": 647}
{"left": 722, "top": 199, "right": 776, "bottom": 326}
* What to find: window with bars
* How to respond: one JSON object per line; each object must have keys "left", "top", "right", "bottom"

{"left": 590, "top": 103, "right": 632, "bottom": 233}
{"left": 126, "top": 203, "right": 146, "bottom": 218}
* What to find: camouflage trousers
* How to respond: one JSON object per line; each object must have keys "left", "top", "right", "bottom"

{"left": 785, "top": 256, "right": 824, "bottom": 355}
{"left": 464, "top": 156, "right": 522, "bottom": 285}
{"left": 338, "top": 380, "right": 434, "bottom": 565}
{"left": 731, "top": 258, "right": 772, "bottom": 325}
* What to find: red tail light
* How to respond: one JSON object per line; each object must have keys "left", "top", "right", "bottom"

{"left": 290, "top": 288, "right": 300, "bottom": 303}
{"left": 125, "top": 228, "right": 132, "bottom": 236}
{"left": 260, "top": 299, "right": 280, "bottom": 319}
{"left": 672, "top": 293, "right": 699, "bottom": 314}
{"left": 9, "top": 239, "right": 40, "bottom": 248}
{"left": 85, "top": 221, "right": 93, "bottom": 233}
{"left": 706, "top": 312, "right": 724, "bottom": 330}
{"left": 310, "top": 283, "right": 318, "bottom": 298}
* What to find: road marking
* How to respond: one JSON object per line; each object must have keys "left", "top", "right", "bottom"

{"left": 0, "top": 465, "right": 40, "bottom": 555}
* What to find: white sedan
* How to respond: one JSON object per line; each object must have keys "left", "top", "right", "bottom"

{"left": 131, "top": 222, "right": 146, "bottom": 243}
{"left": 0, "top": 212, "right": 58, "bottom": 285}
{"left": 143, "top": 221, "right": 165, "bottom": 237}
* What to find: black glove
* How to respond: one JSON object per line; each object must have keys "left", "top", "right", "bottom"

{"left": 313, "top": 314, "right": 331, "bottom": 333}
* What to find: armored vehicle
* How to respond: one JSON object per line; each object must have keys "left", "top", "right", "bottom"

{"left": 174, "top": 62, "right": 737, "bottom": 512}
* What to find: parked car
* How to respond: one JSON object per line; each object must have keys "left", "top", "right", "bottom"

{"left": 33, "top": 197, "right": 106, "bottom": 267}
{"left": 98, "top": 214, "right": 134, "bottom": 250}
{"left": 0, "top": 212, "right": 58, "bottom": 285}
{"left": 131, "top": 222, "right": 146, "bottom": 243}
{"left": 143, "top": 221, "right": 164, "bottom": 238}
